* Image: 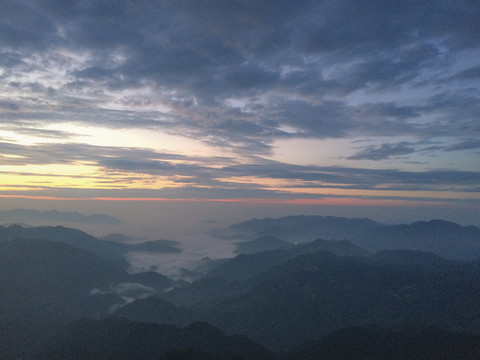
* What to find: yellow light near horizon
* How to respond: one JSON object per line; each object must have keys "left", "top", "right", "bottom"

{"left": 0, "top": 163, "right": 179, "bottom": 191}
{"left": 216, "top": 176, "right": 350, "bottom": 188}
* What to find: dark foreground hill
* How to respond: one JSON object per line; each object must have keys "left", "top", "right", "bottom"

{"left": 285, "top": 325, "right": 480, "bottom": 360}
{"left": 36, "top": 317, "right": 275, "bottom": 360}
{"left": 191, "top": 251, "right": 480, "bottom": 350}
{"left": 162, "top": 238, "right": 368, "bottom": 307}
{"left": 116, "top": 246, "right": 480, "bottom": 352}
{"left": 33, "top": 318, "right": 480, "bottom": 360}
{"left": 0, "top": 238, "right": 174, "bottom": 359}
{"left": 0, "top": 238, "right": 127, "bottom": 359}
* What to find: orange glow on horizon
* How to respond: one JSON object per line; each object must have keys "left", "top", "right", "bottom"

{"left": 0, "top": 194, "right": 449, "bottom": 207}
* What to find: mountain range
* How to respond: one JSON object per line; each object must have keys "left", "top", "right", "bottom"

{"left": 2, "top": 216, "right": 480, "bottom": 359}
{"left": 218, "top": 216, "right": 480, "bottom": 261}
{"left": 0, "top": 224, "right": 181, "bottom": 266}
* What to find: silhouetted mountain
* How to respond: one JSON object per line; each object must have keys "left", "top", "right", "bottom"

{"left": 0, "top": 221, "right": 32, "bottom": 227}
{"left": 234, "top": 236, "right": 293, "bottom": 254}
{"left": 194, "top": 251, "right": 480, "bottom": 351}
{"left": 161, "top": 238, "right": 368, "bottom": 307}
{"left": 0, "top": 238, "right": 180, "bottom": 360}
{"left": 205, "top": 238, "right": 369, "bottom": 282}
{"left": 130, "top": 239, "right": 182, "bottom": 253}
{"left": 0, "top": 225, "right": 182, "bottom": 266}
{"left": 285, "top": 325, "right": 480, "bottom": 360}
{"left": 114, "top": 296, "right": 193, "bottom": 326}
{"left": 352, "top": 220, "right": 480, "bottom": 261}
{"left": 0, "top": 224, "right": 127, "bottom": 264}
{"left": 4, "top": 217, "right": 480, "bottom": 358}
{"left": 370, "top": 249, "right": 453, "bottom": 270}
{"left": 36, "top": 317, "right": 276, "bottom": 360}
{"left": 0, "top": 238, "right": 128, "bottom": 321}
{"left": 159, "top": 349, "right": 221, "bottom": 360}
{"left": 215, "top": 215, "right": 383, "bottom": 242}
{"left": 0, "top": 238, "right": 129, "bottom": 359}
{"left": 100, "top": 233, "right": 144, "bottom": 243}
{"left": 0, "top": 208, "right": 121, "bottom": 224}
{"left": 218, "top": 216, "right": 480, "bottom": 261}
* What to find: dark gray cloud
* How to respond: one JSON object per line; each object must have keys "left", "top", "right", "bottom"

{"left": 445, "top": 139, "right": 480, "bottom": 152}
{"left": 444, "top": 65, "right": 480, "bottom": 82}
{"left": 348, "top": 142, "right": 418, "bottom": 160}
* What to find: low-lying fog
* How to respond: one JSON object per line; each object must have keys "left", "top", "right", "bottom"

{"left": 125, "top": 234, "right": 236, "bottom": 278}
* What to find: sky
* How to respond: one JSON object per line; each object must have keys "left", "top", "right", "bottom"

{"left": 1, "top": 0, "right": 480, "bottom": 236}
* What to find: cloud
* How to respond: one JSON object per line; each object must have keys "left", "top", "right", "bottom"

{"left": 444, "top": 65, "right": 480, "bottom": 82}
{"left": 90, "top": 282, "right": 157, "bottom": 313}
{"left": 445, "top": 139, "right": 480, "bottom": 152}
{"left": 348, "top": 142, "right": 418, "bottom": 160}
{"left": 1, "top": 138, "right": 479, "bottom": 198}
{"left": 0, "top": 0, "right": 479, "bottom": 205}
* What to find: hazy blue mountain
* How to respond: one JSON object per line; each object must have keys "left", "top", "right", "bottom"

{"left": 205, "top": 238, "right": 369, "bottom": 282}
{"left": 130, "top": 239, "right": 182, "bottom": 253}
{"left": 161, "top": 238, "right": 368, "bottom": 307}
{"left": 4, "top": 217, "right": 480, "bottom": 358}
{"left": 218, "top": 216, "right": 480, "bottom": 261}
{"left": 352, "top": 220, "right": 480, "bottom": 261}
{"left": 0, "top": 238, "right": 129, "bottom": 359}
{"left": 36, "top": 318, "right": 276, "bottom": 360}
{"left": 0, "top": 221, "right": 32, "bottom": 227}
{"left": 234, "top": 236, "right": 293, "bottom": 254}
{"left": 214, "top": 215, "right": 384, "bottom": 242}
{"left": 194, "top": 251, "right": 480, "bottom": 351}
{"left": 0, "top": 238, "right": 181, "bottom": 360}
{"left": 285, "top": 325, "right": 480, "bottom": 360}
{"left": 0, "top": 208, "right": 121, "bottom": 224}
{"left": 162, "top": 276, "right": 244, "bottom": 307}
{"left": 0, "top": 238, "right": 128, "bottom": 320}
{"left": 0, "top": 224, "right": 127, "bottom": 263}
{"left": 100, "top": 233, "right": 144, "bottom": 243}
{"left": 0, "top": 225, "right": 182, "bottom": 265}
{"left": 114, "top": 296, "right": 193, "bottom": 326}
{"left": 370, "top": 249, "right": 453, "bottom": 270}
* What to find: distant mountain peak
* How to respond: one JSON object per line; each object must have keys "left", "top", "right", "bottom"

{"left": 0, "top": 208, "right": 122, "bottom": 224}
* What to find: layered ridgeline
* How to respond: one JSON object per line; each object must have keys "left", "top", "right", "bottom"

{"left": 2, "top": 217, "right": 480, "bottom": 359}
{"left": 213, "top": 215, "right": 384, "bottom": 243}
{"left": 218, "top": 216, "right": 480, "bottom": 261}
{"left": 0, "top": 224, "right": 181, "bottom": 265}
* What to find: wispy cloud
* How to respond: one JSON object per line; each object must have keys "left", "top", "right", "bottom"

{"left": 348, "top": 142, "right": 418, "bottom": 160}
